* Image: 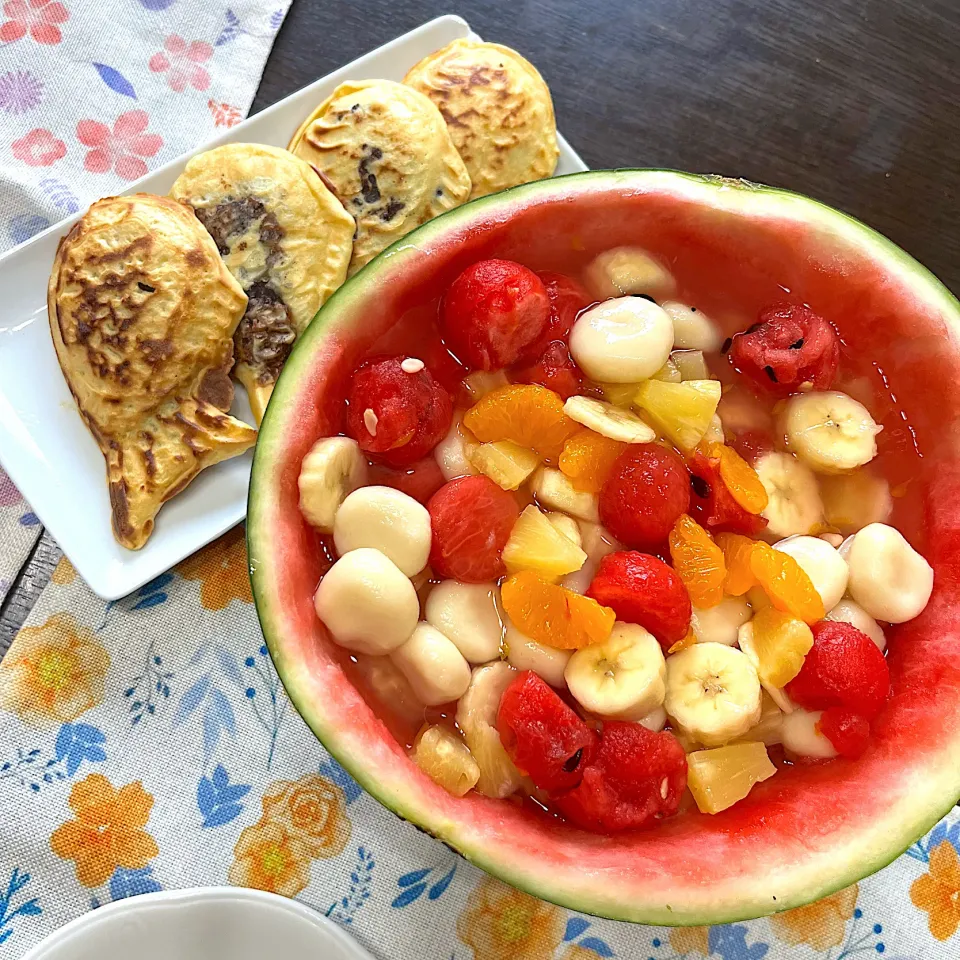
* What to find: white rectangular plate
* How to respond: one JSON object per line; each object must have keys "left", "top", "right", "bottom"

{"left": 0, "top": 14, "right": 587, "bottom": 600}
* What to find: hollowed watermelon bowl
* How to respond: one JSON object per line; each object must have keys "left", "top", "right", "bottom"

{"left": 248, "top": 169, "right": 960, "bottom": 924}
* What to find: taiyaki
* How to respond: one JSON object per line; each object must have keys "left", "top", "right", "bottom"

{"left": 288, "top": 80, "right": 471, "bottom": 274}
{"left": 170, "top": 143, "right": 355, "bottom": 421}
{"left": 404, "top": 39, "right": 559, "bottom": 198}
{"left": 48, "top": 193, "right": 257, "bottom": 550}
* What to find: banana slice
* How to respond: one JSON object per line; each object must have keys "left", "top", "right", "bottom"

{"left": 845, "top": 522, "right": 934, "bottom": 623}
{"left": 820, "top": 469, "right": 892, "bottom": 535}
{"left": 782, "top": 391, "right": 882, "bottom": 474}
{"left": 435, "top": 413, "right": 479, "bottom": 482}
{"left": 584, "top": 246, "right": 677, "bottom": 301}
{"left": 565, "top": 623, "right": 666, "bottom": 720}
{"left": 314, "top": 548, "right": 419, "bottom": 654}
{"left": 334, "top": 486, "right": 431, "bottom": 577}
{"left": 456, "top": 662, "right": 524, "bottom": 798}
{"left": 424, "top": 580, "right": 503, "bottom": 664}
{"left": 825, "top": 598, "right": 886, "bottom": 652}
{"left": 298, "top": 437, "right": 368, "bottom": 532}
{"left": 531, "top": 467, "right": 600, "bottom": 522}
{"left": 569, "top": 296, "right": 674, "bottom": 383}
{"left": 661, "top": 301, "right": 722, "bottom": 352}
{"left": 772, "top": 535, "right": 848, "bottom": 610}
{"left": 504, "top": 618, "right": 571, "bottom": 688}
{"left": 391, "top": 622, "right": 472, "bottom": 706}
{"left": 690, "top": 595, "right": 752, "bottom": 646}
{"left": 664, "top": 642, "right": 762, "bottom": 746}
{"left": 563, "top": 395, "right": 656, "bottom": 443}
{"left": 781, "top": 708, "right": 837, "bottom": 760}
{"left": 637, "top": 705, "right": 667, "bottom": 731}
{"left": 755, "top": 452, "right": 824, "bottom": 538}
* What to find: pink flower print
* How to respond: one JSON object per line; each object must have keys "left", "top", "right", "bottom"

{"left": 149, "top": 35, "right": 213, "bottom": 92}
{"left": 0, "top": 0, "right": 69, "bottom": 45}
{"left": 12, "top": 127, "right": 65, "bottom": 166}
{"left": 77, "top": 110, "right": 163, "bottom": 180}
{"left": 0, "top": 467, "right": 22, "bottom": 508}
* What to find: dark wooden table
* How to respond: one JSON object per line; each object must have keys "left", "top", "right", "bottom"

{"left": 2, "top": 0, "right": 958, "bottom": 652}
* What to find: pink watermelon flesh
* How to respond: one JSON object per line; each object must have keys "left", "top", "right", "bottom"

{"left": 249, "top": 170, "right": 960, "bottom": 925}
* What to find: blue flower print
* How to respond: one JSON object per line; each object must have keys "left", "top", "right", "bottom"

{"left": 109, "top": 865, "right": 162, "bottom": 901}
{"left": 55, "top": 723, "right": 106, "bottom": 776}
{"left": 0, "top": 869, "right": 41, "bottom": 945}
{"left": 708, "top": 925, "right": 769, "bottom": 960}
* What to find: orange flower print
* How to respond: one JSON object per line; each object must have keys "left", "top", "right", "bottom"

{"left": 770, "top": 883, "right": 858, "bottom": 949}
{"left": 51, "top": 555, "right": 76, "bottom": 586}
{"left": 0, "top": 613, "right": 109, "bottom": 727}
{"left": 911, "top": 840, "right": 960, "bottom": 941}
{"left": 51, "top": 775, "right": 158, "bottom": 887}
{"left": 669, "top": 927, "right": 711, "bottom": 956}
{"left": 228, "top": 819, "right": 311, "bottom": 898}
{"left": 178, "top": 524, "right": 252, "bottom": 610}
{"left": 457, "top": 876, "right": 564, "bottom": 960}
{"left": 260, "top": 774, "right": 351, "bottom": 859}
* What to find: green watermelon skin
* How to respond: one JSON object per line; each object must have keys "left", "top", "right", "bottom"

{"left": 248, "top": 170, "right": 960, "bottom": 924}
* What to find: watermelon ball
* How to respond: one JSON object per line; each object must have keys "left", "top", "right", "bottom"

{"left": 427, "top": 475, "right": 519, "bottom": 583}
{"left": 441, "top": 259, "right": 551, "bottom": 370}
{"left": 497, "top": 670, "right": 598, "bottom": 793}
{"left": 516, "top": 271, "right": 591, "bottom": 363}
{"left": 687, "top": 449, "right": 768, "bottom": 537}
{"left": 554, "top": 721, "right": 687, "bottom": 833}
{"left": 511, "top": 340, "right": 584, "bottom": 399}
{"left": 345, "top": 356, "right": 453, "bottom": 467}
{"left": 728, "top": 303, "right": 840, "bottom": 397}
{"left": 817, "top": 707, "right": 871, "bottom": 759}
{"left": 586, "top": 551, "right": 691, "bottom": 648}
{"left": 786, "top": 620, "right": 891, "bottom": 720}
{"left": 599, "top": 444, "right": 691, "bottom": 550}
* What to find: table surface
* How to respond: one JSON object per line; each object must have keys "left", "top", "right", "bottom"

{"left": 2, "top": 0, "right": 958, "bottom": 653}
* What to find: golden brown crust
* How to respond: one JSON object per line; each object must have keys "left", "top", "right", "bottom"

{"left": 403, "top": 39, "right": 559, "bottom": 199}
{"left": 48, "top": 193, "right": 257, "bottom": 550}
{"left": 288, "top": 80, "right": 471, "bottom": 274}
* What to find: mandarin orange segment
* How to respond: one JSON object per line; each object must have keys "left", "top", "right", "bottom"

{"left": 668, "top": 514, "right": 726, "bottom": 609}
{"left": 715, "top": 532, "right": 760, "bottom": 596}
{"left": 742, "top": 607, "right": 814, "bottom": 688}
{"left": 501, "top": 571, "right": 615, "bottom": 650}
{"left": 558, "top": 430, "right": 627, "bottom": 493}
{"left": 750, "top": 542, "right": 825, "bottom": 624}
{"left": 463, "top": 384, "right": 579, "bottom": 462}
{"left": 717, "top": 445, "right": 769, "bottom": 515}
{"left": 667, "top": 628, "right": 698, "bottom": 655}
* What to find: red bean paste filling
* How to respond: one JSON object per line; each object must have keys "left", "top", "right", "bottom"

{"left": 194, "top": 197, "right": 296, "bottom": 383}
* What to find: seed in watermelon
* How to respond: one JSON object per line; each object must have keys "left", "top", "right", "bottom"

{"left": 441, "top": 259, "right": 550, "bottom": 369}
{"left": 786, "top": 620, "right": 890, "bottom": 719}
{"left": 497, "top": 670, "right": 597, "bottom": 793}
{"left": 554, "top": 721, "right": 687, "bottom": 832}
{"left": 599, "top": 444, "right": 691, "bottom": 550}
{"left": 729, "top": 303, "right": 840, "bottom": 397}
{"left": 345, "top": 355, "right": 453, "bottom": 467}
{"left": 427, "top": 475, "right": 519, "bottom": 583}
{"left": 817, "top": 707, "right": 871, "bottom": 759}
{"left": 586, "top": 551, "right": 691, "bottom": 648}
{"left": 688, "top": 447, "right": 769, "bottom": 536}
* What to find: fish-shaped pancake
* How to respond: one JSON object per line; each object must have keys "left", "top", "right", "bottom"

{"left": 48, "top": 193, "right": 257, "bottom": 550}
{"left": 404, "top": 39, "right": 559, "bottom": 199}
{"left": 288, "top": 79, "right": 471, "bottom": 274}
{"left": 170, "top": 143, "right": 355, "bottom": 421}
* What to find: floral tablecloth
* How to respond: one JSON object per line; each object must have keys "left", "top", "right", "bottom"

{"left": 2, "top": 2, "right": 960, "bottom": 958}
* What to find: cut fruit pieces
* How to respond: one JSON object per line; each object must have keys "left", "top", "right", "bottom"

{"left": 715, "top": 532, "right": 759, "bottom": 596}
{"left": 563, "top": 395, "right": 656, "bottom": 443}
{"left": 464, "top": 384, "right": 579, "bottom": 461}
{"left": 716, "top": 444, "right": 768, "bottom": 515}
{"left": 734, "top": 692, "right": 784, "bottom": 747}
{"left": 501, "top": 570, "right": 616, "bottom": 650}
{"left": 411, "top": 725, "right": 480, "bottom": 797}
{"left": 634, "top": 379, "right": 722, "bottom": 451}
{"left": 468, "top": 440, "right": 540, "bottom": 490}
{"left": 652, "top": 357, "right": 683, "bottom": 382}
{"left": 739, "top": 608, "right": 813, "bottom": 688}
{"left": 599, "top": 381, "right": 645, "bottom": 407}
{"left": 750, "top": 541, "right": 826, "bottom": 624}
{"left": 686, "top": 741, "right": 777, "bottom": 814}
{"left": 532, "top": 467, "right": 600, "bottom": 522}
{"left": 671, "top": 349, "right": 711, "bottom": 381}
{"left": 668, "top": 514, "right": 726, "bottom": 609}
{"left": 559, "top": 430, "right": 627, "bottom": 493}
{"left": 820, "top": 469, "right": 892, "bottom": 535}
{"left": 503, "top": 505, "right": 587, "bottom": 581}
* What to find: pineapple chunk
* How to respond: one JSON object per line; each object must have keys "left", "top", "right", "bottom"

{"left": 462, "top": 369, "right": 510, "bottom": 402}
{"left": 735, "top": 691, "right": 784, "bottom": 747}
{"left": 468, "top": 440, "right": 539, "bottom": 490}
{"left": 547, "top": 511, "right": 582, "bottom": 549}
{"left": 599, "top": 381, "right": 644, "bottom": 407}
{"left": 738, "top": 609, "right": 813, "bottom": 688}
{"left": 503, "top": 505, "right": 587, "bottom": 581}
{"left": 531, "top": 467, "right": 600, "bottom": 522}
{"left": 687, "top": 741, "right": 777, "bottom": 814}
{"left": 672, "top": 349, "right": 711, "bottom": 381}
{"left": 633, "top": 378, "right": 722, "bottom": 451}
{"left": 411, "top": 725, "right": 479, "bottom": 797}
{"left": 652, "top": 356, "right": 682, "bottom": 382}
